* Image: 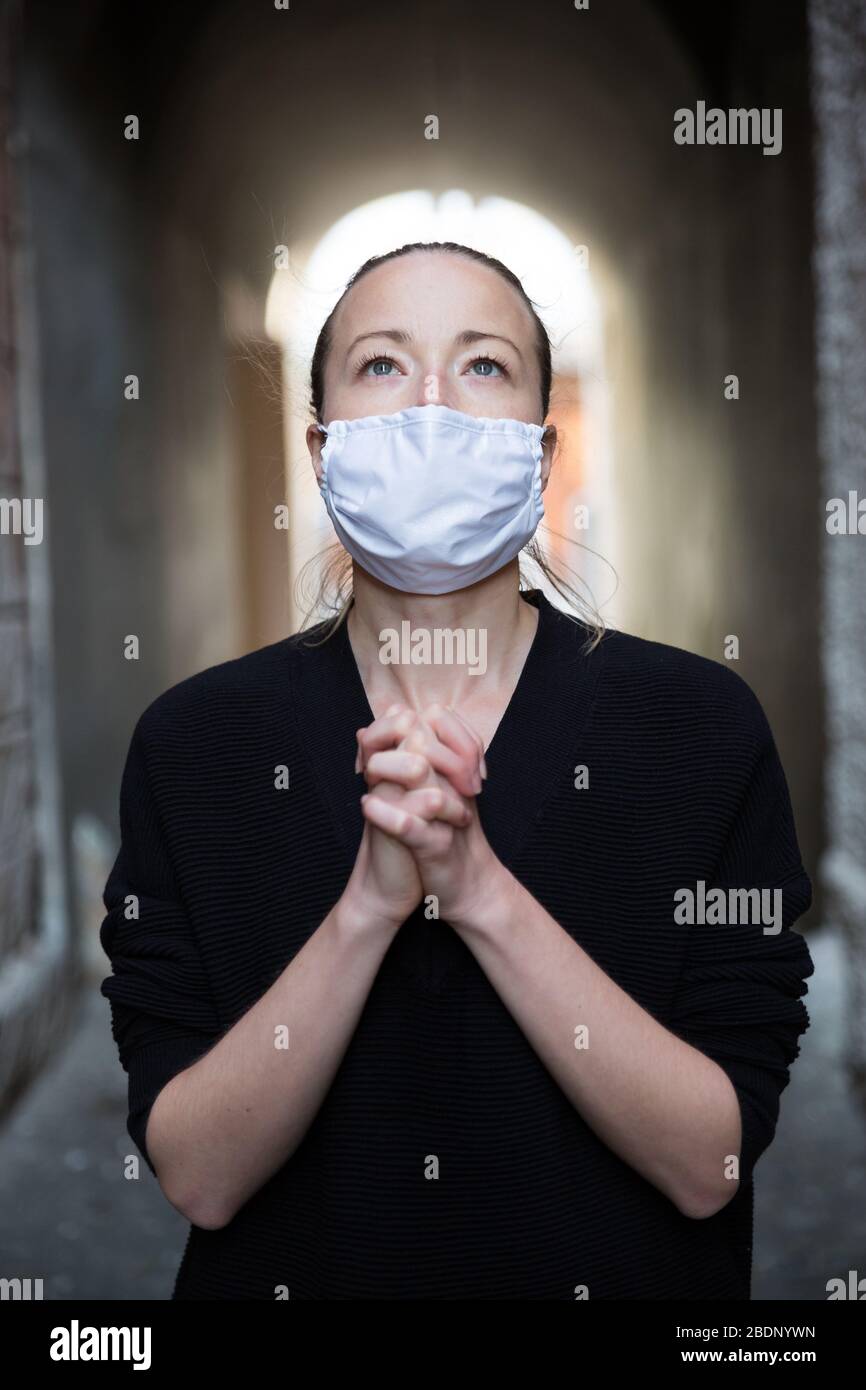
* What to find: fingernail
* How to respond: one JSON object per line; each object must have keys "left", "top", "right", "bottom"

{"left": 480, "top": 755, "right": 488, "bottom": 779}
{"left": 474, "top": 774, "right": 483, "bottom": 793}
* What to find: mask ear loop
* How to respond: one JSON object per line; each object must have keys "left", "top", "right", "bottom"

{"left": 532, "top": 426, "right": 551, "bottom": 513}
{"left": 314, "top": 423, "right": 329, "bottom": 493}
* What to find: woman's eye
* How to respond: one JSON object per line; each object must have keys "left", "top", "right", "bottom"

{"left": 468, "top": 357, "right": 506, "bottom": 378}
{"left": 359, "top": 356, "right": 399, "bottom": 377}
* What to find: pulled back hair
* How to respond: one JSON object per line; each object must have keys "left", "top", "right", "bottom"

{"left": 298, "top": 241, "right": 606, "bottom": 649}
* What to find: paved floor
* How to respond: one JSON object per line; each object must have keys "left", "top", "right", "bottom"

{"left": 0, "top": 924, "right": 863, "bottom": 1300}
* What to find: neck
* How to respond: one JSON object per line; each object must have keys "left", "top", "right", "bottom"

{"left": 346, "top": 562, "right": 538, "bottom": 710}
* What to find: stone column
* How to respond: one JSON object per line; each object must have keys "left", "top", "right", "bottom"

{"left": 0, "top": 1, "right": 74, "bottom": 1117}
{"left": 810, "top": 0, "right": 866, "bottom": 1100}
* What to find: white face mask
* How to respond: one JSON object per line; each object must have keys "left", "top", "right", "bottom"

{"left": 315, "top": 404, "right": 546, "bottom": 595}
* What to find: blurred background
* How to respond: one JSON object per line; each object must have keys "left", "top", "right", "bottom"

{"left": 0, "top": 0, "right": 864, "bottom": 1298}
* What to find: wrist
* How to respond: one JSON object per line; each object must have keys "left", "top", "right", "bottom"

{"left": 334, "top": 884, "right": 406, "bottom": 941}
{"left": 448, "top": 859, "right": 521, "bottom": 940}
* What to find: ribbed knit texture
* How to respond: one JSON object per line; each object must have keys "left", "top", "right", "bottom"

{"left": 99, "top": 589, "right": 814, "bottom": 1300}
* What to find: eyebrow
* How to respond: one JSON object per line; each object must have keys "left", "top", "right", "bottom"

{"left": 345, "top": 329, "right": 524, "bottom": 360}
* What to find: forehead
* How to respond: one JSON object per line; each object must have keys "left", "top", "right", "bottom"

{"left": 331, "top": 251, "right": 536, "bottom": 345}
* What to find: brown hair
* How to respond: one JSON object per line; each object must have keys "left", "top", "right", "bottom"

{"left": 297, "top": 241, "right": 606, "bottom": 650}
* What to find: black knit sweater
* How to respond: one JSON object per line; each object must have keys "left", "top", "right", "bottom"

{"left": 100, "top": 589, "right": 814, "bottom": 1300}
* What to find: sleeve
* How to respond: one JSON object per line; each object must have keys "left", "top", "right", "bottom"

{"left": 667, "top": 690, "right": 815, "bottom": 1188}
{"left": 99, "top": 715, "right": 223, "bottom": 1176}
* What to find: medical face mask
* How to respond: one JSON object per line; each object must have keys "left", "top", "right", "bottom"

{"left": 315, "top": 404, "right": 546, "bottom": 595}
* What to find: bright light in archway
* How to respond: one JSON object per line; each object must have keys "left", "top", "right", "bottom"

{"left": 265, "top": 188, "right": 602, "bottom": 377}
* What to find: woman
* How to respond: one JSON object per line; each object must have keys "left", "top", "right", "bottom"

{"left": 100, "top": 241, "right": 814, "bottom": 1300}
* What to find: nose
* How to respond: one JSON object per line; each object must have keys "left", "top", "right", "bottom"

{"left": 409, "top": 374, "right": 455, "bottom": 411}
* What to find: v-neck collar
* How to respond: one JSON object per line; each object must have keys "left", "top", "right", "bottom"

{"left": 287, "top": 589, "right": 607, "bottom": 875}
{"left": 339, "top": 590, "right": 547, "bottom": 761}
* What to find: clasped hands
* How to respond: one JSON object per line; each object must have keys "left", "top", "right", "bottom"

{"left": 353, "top": 701, "right": 511, "bottom": 932}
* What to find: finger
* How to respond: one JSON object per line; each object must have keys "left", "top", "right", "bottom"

{"left": 422, "top": 704, "right": 487, "bottom": 780}
{"left": 360, "top": 793, "right": 430, "bottom": 845}
{"left": 356, "top": 710, "right": 423, "bottom": 770}
{"left": 364, "top": 749, "right": 430, "bottom": 789}
{"left": 366, "top": 766, "right": 475, "bottom": 825}
{"left": 365, "top": 755, "right": 474, "bottom": 826}
{"left": 361, "top": 793, "right": 456, "bottom": 851}
{"left": 401, "top": 724, "right": 481, "bottom": 797}
{"left": 445, "top": 708, "right": 488, "bottom": 780}
{"left": 401, "top": 783, "right": 472, "bottom": 827}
